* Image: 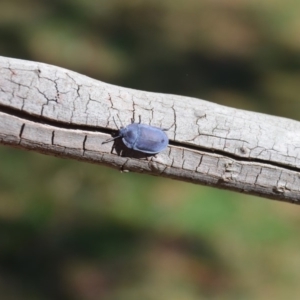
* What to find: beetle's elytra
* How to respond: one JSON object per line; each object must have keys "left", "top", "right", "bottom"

{"left": 102, "top": 116, "right": 169, "bottom": 154}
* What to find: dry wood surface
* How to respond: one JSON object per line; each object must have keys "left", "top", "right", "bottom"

{"left": 1, "top": 56, "right": 300, "bottom": 204}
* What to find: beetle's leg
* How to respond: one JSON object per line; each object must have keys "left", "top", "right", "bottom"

{"left": 161, "top": 122, "right": 174, "bottom": 131}
{"left": 110, "top": 143, "right": 115, "bottom": 154}
{"left": 145, "top": 154, "right": 157, "bottom": 161}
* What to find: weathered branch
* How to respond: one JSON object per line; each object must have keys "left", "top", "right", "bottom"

{"left": 0, "top": 56, "right": 300, "bottom": 204}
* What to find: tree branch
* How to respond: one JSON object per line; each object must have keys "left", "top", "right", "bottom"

{"left": 0, "top": 56, "right": 299, "bottom": 204}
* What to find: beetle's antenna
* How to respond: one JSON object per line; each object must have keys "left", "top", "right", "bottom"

{"left": 102, "top": 116, "right": 122, "bottom": 144}
{"left": 116, "top": 114, "right": 124, "bottom": 128}
{"left": 112, "top": 116, "right": 119, "bottom": 129}
{"left": 102, "top": 135, "right": 121, "bottom": 144}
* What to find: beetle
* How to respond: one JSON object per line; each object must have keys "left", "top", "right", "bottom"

{"left": 102, "top": 116, "right": 169, "bottom": 154}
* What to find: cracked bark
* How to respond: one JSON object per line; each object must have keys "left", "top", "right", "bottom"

{"left": 0, "top": 56, "right": 300, "bottom": 204}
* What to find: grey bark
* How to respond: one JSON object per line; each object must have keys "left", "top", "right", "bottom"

{"left": 0, "top": 56, "right": 299, "bottom": 204}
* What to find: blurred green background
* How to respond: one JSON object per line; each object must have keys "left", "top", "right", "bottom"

{"left": 1, "top": 1, "right": 300, "bottom": 299}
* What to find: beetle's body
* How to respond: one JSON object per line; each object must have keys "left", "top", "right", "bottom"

{"left": 120, "top": 123, "right": 168, "bottom": 154}
{"left": 102, "top": 117, "right": 169, "bottom": 155}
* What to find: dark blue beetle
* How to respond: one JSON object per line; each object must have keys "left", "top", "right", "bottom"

{"left": 102, "top": 116, "right": 169, "bottom": 154}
